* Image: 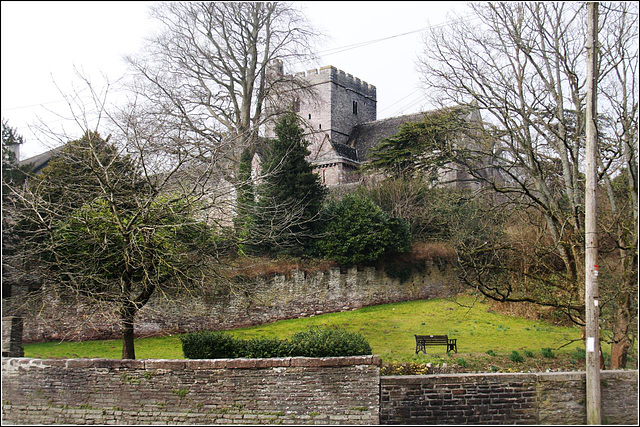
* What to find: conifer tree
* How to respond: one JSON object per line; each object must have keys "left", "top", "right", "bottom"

{"left": 255, "top": 112, "right": 325, "bottom": 255}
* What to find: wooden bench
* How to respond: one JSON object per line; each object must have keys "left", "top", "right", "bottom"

{"left": 415, "top": 334, "right": 457, "bottom": 354}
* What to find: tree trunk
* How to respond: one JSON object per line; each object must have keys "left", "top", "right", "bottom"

{"left": 121, "top": 305, "right": 137, "bottom": 360}
{"left": 610, "top": 294, "right": 632, "bottom": 369}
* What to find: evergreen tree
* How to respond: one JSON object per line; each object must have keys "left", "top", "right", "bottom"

{"left": 255, "top": 112, "right": 325, "bottom": 255}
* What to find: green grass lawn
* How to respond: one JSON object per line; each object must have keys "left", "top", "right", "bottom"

{"left": 24, "top": 295, "right": 587, "bottom": 369}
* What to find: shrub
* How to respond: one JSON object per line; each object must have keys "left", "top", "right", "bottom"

{"left": 486, "top": 349, "right": 496, "bottom": 356}
{"left": 509, "top": 351, "right": 524, "bottom": 363}
{"left": 243, "top": 337, "right": 290, "bottom": 358}
{"left": 288, "top": 327, "right": 372, "bottom": 357}
{"left": 572, "top": 347, "right": 586, "bottom": 361}
{"left": 384, "top": 261, "right": 413, "bottom": 282}
{"left": 181, "top": 327, "right": 372, "bottom": 359}
{"left": 524, "top": 350, "right": 535, "bottom": 358}
{"left": 456, "top": 357, "right": 467, "bottom": 368}
{"left": 317, "top": 194, "right": 411, "bottom": 265}
{"left": 541, "top": 347, "right": 555, "bottom": 358}
{"left": 181, "top": 331, "right": 238, "bottom": 359}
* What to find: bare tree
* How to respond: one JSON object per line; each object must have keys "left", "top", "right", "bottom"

{"left": 125, "top": 2, "right": 319, "bottom": 161}
{"left": 418, "top": 2, "right": 638, "bottom": 367}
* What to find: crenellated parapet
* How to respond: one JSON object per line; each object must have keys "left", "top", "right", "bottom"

{"left": 292, "top": 65, "right": 377, "bottom": 99}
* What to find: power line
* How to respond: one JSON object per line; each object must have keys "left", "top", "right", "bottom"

{"left": 3, "top": 13, "right": 476, "bottom": 114}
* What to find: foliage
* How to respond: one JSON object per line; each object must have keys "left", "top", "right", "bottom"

{"left": 541, "top": 348, "right": 555, "bottom": 359}
{"left": 366, "top": 109, "right": 466, "bottom": 179}
{"left": 253, "top": 112, "right": 326, "bottom": 255}
{"left": 50, "top": 196, "right": 216, "bottom": 294}
{"left": 287, "top": 327, "right": 372, "bottom": 357}
{"left": 509, "top": 351, "right": 524, "bottom": 363}
{"left": 181, "top": 331, "right": 238, "bottom": 359}
{"left": 10, "top": 130, "right": 221, "bottom": 359}
{"left": 359, "top": 178, "right": 499, "bottom": 242}
{"left": 181, "top": 327, "right": 372, "bottom": 359}
{"left": 2, "top": 118, "right": 28, "bottom": 190}
{"left": 2, "top": 119, "right": 31, "bottom": 298}
{"left": 32, "top": 132, "right": 145, "bottom": 216}
{"left": 242, "top": 337, "right": 290, "bottom": 359}
{"left": 418, "top": 1, "right": 638, "bottom": 368}
{"left": 316, "top": 193, "right": 411, "bottom": 265}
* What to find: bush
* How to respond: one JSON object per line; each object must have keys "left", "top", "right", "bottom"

{"left": 317, "top": 194, "right": 411, "bottom": 265}
{"left": 288, "top": 327, "right": 372, "bottom": 357}
{"left": 571, "top": 347, "right": 586, "bottom": 361}
{"left": 509, "top": 351, "right": 524, "bottom": 363}
{"left": 243, "top": 337, "right": 290, "bottom": 358}
{"left": 181, "top": 331, "right": 238, "bottom": 359}
{"left": 384, "top": 261, "right": 413, "bottom": 282}
{"left": 181, "top": 327, "right": 372, "bottom": 359}
{"left": 541, "top": 347, "right": 555, "bottom": 358}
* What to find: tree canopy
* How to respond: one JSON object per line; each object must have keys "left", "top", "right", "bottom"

{"left": 417, "top": 1, "right": 638, "bottom": 368}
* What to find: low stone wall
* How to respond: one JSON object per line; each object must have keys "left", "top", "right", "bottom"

{"left": 380, "top": 370, "right": 638, "bottom": 425}
{"left": 1, "top": 356, "right": 381, "bottom": 425}
{"left": 10, "top": 263, "right": 460, "bottom": 342}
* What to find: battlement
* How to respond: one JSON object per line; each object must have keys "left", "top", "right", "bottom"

{"left": 293, "top": 65, "right": 376, "bottom": 99}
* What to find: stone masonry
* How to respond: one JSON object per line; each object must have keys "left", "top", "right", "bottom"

{"left": 1, "top": 356, "right": 381, "bottom": 425}
{"left": 1, "top": 317, "right": 23, "bottom": 357}
{"left": 2, "top": 357, "right": 637, "bottom": 425}
{"left": 14, "top": 263, "right": 460, "bottom": 343}
{"left": 380, "top": 370, "right": 638, "bottom": 425}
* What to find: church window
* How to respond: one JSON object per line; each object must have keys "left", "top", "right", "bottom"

{"left": 309, "top": 113, "right": 312, "bottom": 120}
{"left": 352, "top": 101, "right": 358, "bottom": 115}
{"left": 319, "top": 123, "right": 322, "bottom": 129}
{"left": 293, "top": 98, "right": 300, "bottom": 112}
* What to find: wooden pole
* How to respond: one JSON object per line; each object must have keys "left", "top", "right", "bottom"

{"left": 585, "top": 2, "right": 601, "bottom": 424}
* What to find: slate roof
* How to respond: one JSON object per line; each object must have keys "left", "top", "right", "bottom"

{"left": 18, "top": 145, "right": 65, "bottom": 174}
{"left": 332, "top": 142, "right": 358, "bottom": 162}
{"left": 346, "top": 112, "right": 427, "bottom": 162}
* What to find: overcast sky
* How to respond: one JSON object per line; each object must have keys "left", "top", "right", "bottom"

{"left": 1, "top": 1, "right": 470, "bottom": 160}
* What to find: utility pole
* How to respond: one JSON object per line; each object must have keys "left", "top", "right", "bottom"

{"left": 585, "top": 2, "right": 601, "bottom": 424}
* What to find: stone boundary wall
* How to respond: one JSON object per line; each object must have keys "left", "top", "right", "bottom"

{"left": 380, "top": 370, "right": 638, "bottom": 425}
{"left": 1, "top": 317, "right": 23, "bottom": 357}
{"left": 12, "top": 264, "right": 459, "bottom": 343}
{"left": 1, "top": 356, "right": 381, "bottom": 425}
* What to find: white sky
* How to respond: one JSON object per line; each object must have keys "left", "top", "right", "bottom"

{"left": 1, "top": 1, "right": 470, "bottom": 160}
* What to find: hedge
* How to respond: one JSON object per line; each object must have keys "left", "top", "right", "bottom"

{"left": 181, "top": 327, "right": 372, "bottom": 359}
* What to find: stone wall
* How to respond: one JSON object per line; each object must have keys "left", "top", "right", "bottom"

{"left": 1, "top": 356, "right": 381, "bottom": 425}
{"left": 12, "top": 264, "right": 460, "bottom": 343}
{"left": 380, "top": 370, "right": 638, "bottom": 425}
{"left": 1, "top": 317, "right": 23, "bottom": 357}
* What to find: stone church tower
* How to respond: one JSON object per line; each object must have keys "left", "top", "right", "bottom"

{"left": 262, "top": 60, "right": 496, "bottom": 190}
{"left": 264, "top": 61, "right": 376, "bottom": 186}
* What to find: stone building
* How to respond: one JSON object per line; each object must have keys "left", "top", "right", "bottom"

{"left": 260, "top": 60, "right": 493, "bottom": 189}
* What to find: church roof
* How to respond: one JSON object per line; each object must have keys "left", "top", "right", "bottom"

{"left": 347, "top": 107, "right": 476, "bottom": 162}
{"left": 18, "top": 145, "right": 65, "bottom": 174}
{"left": 332, "top": 142, "right": 358, "bottom": 162}
{"left": 346, "top": 112, "right": 427, "bottom": 162}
